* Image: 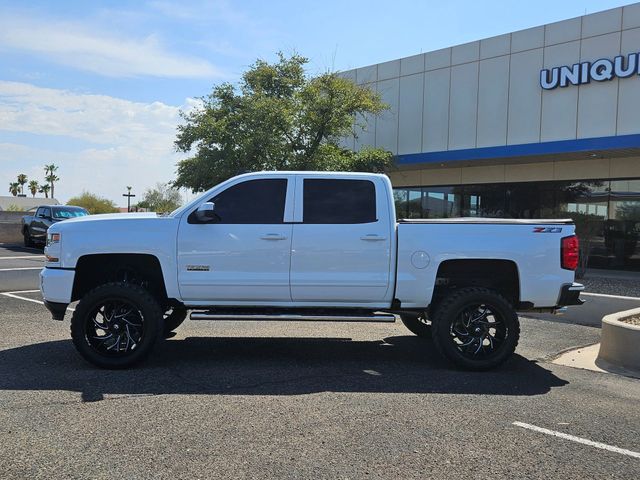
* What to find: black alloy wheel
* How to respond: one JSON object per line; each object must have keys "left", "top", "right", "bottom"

{"left": 70, "top": 282, "right": 164, "bottom": 369}
{"left": 431, "top": 287, "right": 520, "bottom": 371}
{"left": 85, "top": 300, "right": 145, "bottom": 354}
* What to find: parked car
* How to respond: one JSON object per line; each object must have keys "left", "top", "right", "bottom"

{"left": 22, "top": 205, "right": 89, "bottom": 247}
{"left": 40, "top": 172, "right": 583, "bottom": 370}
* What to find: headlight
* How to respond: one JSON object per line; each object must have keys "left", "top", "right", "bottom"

{"left": 45, "top": 232, "right": 61, "bottom": 263}
{"left": 47, "top": 232, "right": 61, "bottom": 246}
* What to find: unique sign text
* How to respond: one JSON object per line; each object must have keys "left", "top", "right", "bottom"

{"left": 540, "top": 53, "right": 638, "bottom": 89}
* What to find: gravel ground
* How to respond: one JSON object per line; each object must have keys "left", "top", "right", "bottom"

{"left": 620, "top": 316, "right": 640, "bottom": 326}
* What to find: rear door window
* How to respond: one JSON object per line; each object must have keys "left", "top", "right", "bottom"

{"left": 303, "top": 179, "right": 377, "bottom": 224}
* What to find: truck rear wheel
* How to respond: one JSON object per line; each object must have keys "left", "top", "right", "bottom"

{"left": 70, "top": 282, "right": 164, "bottom": 369}
{"left": 431, "top": 287, "right": 519, "bottom": 371}
{"left": 399, "top": 313, "right": 431, "bottom": 337}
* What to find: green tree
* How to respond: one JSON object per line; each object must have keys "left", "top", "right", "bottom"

{"left": 8, "top": 182, "right": 19, "bottom": 196}
{"left": 137, "top": 182, "right": 183, "bottom": 213}
{"left": 39, "top": 183, "right": 51, "bottom": 198}
{"left": 174, "top": 52, "right": 393, "bottom": 192}
{"left": 17, "top": 174, "right": 28, "bottom": 195}
{"left": 67, "top": 192, "right": 118, "bottom": 214}
{"left": 28, "top": 180, "right": 39, "bottom": 197}
{"left": 44, "top": 164, "right": 59, "bottom": 199}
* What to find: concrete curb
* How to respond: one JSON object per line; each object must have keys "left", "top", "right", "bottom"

{"left": 596, "top": 307, "right": 640, "bottom": 378}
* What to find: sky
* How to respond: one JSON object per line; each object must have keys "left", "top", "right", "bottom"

{"left": 0, "top": 0, "right": 634, "bottom": 205}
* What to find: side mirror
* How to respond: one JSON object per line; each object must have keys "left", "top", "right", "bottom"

{"left": 195, "top": 202, "right": 218, "bottom": 222}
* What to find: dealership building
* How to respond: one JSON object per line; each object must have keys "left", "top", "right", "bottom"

{"left": 339, "top": 3, "right": 640, "bottom": 271}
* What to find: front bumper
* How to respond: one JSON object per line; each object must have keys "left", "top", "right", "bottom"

{"left": 40, "top": 267, "right": 75, "bottom": 320}
{"left": 557, "top": 282, "right": 585, "bottom": 306}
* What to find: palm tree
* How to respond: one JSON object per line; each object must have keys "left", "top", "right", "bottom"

{"left": 9, "top": 182, "right": 19, "bottom": 196}
{"left": 28, "top": 180, "right": 39, "bottom": 197}
{"left": 17, "top": 174, "right": 28, "bottom": 195}
{"left": 39, "top": 183, "right": 51, "bottom": 199}
{"left": 44, "top": 164, "right": 59, "bottom": 199}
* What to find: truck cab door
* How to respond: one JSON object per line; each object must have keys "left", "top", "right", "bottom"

{"left": 289, "top": 176, "right": 393, "bottom": 303}
{"left": 33, "top": 207, "right": 51, "bottom": 241}
{"left": 176, "top": 176, "right": 295, "bottom": 303}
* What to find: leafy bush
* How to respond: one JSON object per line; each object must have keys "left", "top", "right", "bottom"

{"left": 67, "top": 192, "right": 118, "bottom": 214}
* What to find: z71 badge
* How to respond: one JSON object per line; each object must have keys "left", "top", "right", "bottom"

{"left": 533, "top": 227, "right": 563, "bottom": 233}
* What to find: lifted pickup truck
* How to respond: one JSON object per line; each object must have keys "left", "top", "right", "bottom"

{"left": 22, "top": 205, "right": 88, "bottom": 247}
{"left": 41, "top": 171, "right": 583, "bottom": 370}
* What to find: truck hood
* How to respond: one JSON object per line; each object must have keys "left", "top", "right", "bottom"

{"left": 60, "top": 212, "right": 161, "bottom": 224}
{"left": 47, "top": 212, "right": 179, "bottom": 269}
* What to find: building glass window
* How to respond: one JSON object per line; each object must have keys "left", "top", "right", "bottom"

{"left": 460, "top": 184, "right": 506, "bottom": 218}
{"left": 393, "top": 189, "right": 408, "bottom": 220}
{"left": 406, "top": 188, "right": 422, "bottom": 218}
{"left": 422, "top": 186, "right": 461, "bottom": 218}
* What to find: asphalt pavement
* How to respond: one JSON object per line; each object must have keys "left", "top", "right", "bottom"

{"left": 0, "top": 244, "right": 639, "bottom": 478}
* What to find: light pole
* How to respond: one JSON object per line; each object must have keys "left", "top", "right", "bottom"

{"left": 123, "top": 186, "right": 136, "bottom": 213}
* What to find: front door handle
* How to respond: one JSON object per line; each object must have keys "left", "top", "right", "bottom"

{"left": 360, "top": 234, "right": 387, "bottom": 241}
{"left": 260, "top": 233, "right": 287, "bottom": 240}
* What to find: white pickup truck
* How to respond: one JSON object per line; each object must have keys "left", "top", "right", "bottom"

{"left": 41, "top": 171, "right": 583, "bottom": 370}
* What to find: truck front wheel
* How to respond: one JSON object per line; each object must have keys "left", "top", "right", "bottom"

{"left": 431, "top": 287, "right": 520, "bottom": 371}
{"left": 70, "top": 282, "right": 164, "bottom": 369}
{"left": 23, "top": 228, "right": 34, "bottom": 248}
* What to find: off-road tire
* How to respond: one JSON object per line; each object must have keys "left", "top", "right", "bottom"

{"left": 400, "top": 313, "right": 431, "bottom": 337}
{"left": 23, "top": 229, "right": 34, "bottom": 248}
{"left": 431, "top": 287, "right": 520, "bottom": 371}
{"left": 163, "top": 306, "right": 188, "bottom": 337}
{"left": 70, "top": 282, "right": 164, "bottom": 369}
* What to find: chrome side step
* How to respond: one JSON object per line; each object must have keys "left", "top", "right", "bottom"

{"left": 189, "top": 312, "right": 396, "bottom": 323}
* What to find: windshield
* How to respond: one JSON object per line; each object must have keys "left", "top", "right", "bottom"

{"left": 52, "top": 207, "right": 89, "bottom": 219}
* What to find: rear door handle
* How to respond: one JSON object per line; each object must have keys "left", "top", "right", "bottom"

{"left": 360, "top": 234, "right": 387, "bottom": 241}
{"left": 260, "top": 233, "right": 287, "bottom": 240}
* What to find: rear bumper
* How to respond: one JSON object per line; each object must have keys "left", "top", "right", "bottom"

{"left": 557, "top": 282, "right": 585, "bottom": 307}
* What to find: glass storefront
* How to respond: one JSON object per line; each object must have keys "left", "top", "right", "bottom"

{"left": 393, "top": 178, "right": 640, "bottom": 271}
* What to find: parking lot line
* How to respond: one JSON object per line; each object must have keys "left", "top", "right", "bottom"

{"left": 0, "top": 267, "right": 42, "bottom": 272}
{"left": 0, "top": 292, "right": 75, "bottom": 311}
{"left": 582, "top": 292, "right": 640, "bottom": 301}
{"left": 513, "top": 421, "right": 640, "bottom": 459}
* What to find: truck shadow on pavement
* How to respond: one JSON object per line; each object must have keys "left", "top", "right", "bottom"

{"left": 0, "top": 335, "right": 568, "bottom": 402}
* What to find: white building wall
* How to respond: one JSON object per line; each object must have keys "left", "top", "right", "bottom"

{"left": 340, "top": 3, "right": 640, "bottom": 156}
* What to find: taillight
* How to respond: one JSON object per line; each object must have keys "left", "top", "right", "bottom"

{"left": 561, "top": 235, "right": 579, "bottom": 270}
